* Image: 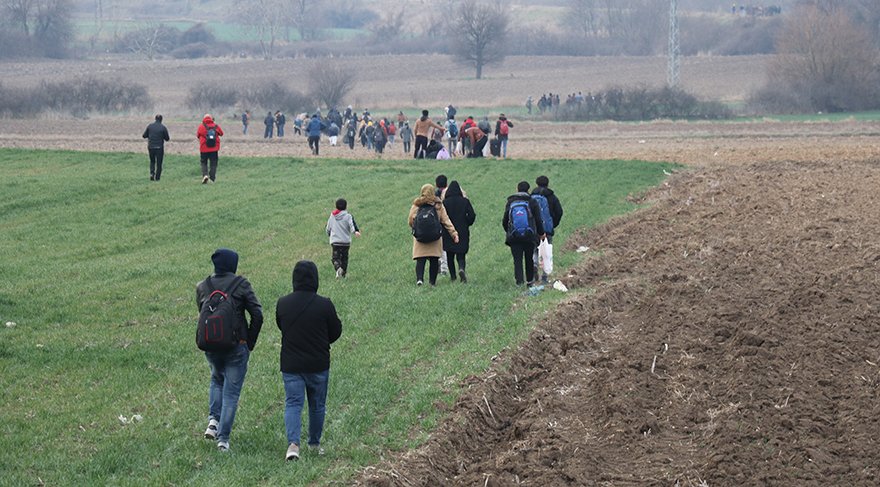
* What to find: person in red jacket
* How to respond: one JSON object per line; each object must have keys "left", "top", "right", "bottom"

{"left": 197, "top": 114, "right": 224, "bottom": 184}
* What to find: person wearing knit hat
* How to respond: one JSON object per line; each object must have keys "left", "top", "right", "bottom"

{"left": 196, "top": 248, "right": 264, "bottom": 452}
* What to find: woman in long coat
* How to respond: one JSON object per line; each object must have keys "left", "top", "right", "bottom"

{"left": 441, "top": 181, "right": 476, "bottom": 283}
{"left": 409, "top": 184, "right": 458, "bottom": 286}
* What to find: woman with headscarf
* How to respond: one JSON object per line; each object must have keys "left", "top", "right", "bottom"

{"left": 442, "top": 181, "right": 476, "bottom": 283}
{"left": 408, "top": 184, "right": 458, "bottom": 286}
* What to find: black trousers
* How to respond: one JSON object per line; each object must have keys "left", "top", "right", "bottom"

{"left": 331, "top": 245, "right": 350, "bottom": 273}
{"left": 200, "top": 151, "right": 218, "bottom": 181}
{"left": 470, "top": 137, "right": 487, "bottom": 158}
{"left": 149, "top": 148, "right": 164, "bottom": 180}
{"left": 509, "top": 242, "right": 536, "bottom": 285}
{"left": 403, "top": 140, "right": 411, "bottom": 153}
{"left": 415, "top": 257, "right": 439, "bottom": 285}
{"left": 413, "top": 135, "right": 428, "bottom": 158}
{"left": 308, "top": 135, "right": 321, "bottom": 155}
{"left": 446, "top": 252, "right": 467, "bottom": 277}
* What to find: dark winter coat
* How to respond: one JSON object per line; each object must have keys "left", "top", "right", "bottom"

{"left": 142, "top": 121, "right": 170, "bottom": 149}
{"left": 307, "top": 116, "right": 326, "bottom": 137}
{"left": 531, "top": 185, "right": 564, "bottom": 235}
{"left": 442, "top": 182, "right": 476, "bottom": 254}
{"left": 502, "top": 192, "right": 545, "bottom": 245}
{"left": 195, "top": 249, "right": 263, "bottom": 351}
{"left": 494, "top": 119, "right": 514, "bottom": 141}
{"left": 276, "top": 261, "right": 342, "bottom": 374}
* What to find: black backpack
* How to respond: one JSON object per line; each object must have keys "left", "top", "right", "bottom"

{"left": 196, "top": 276, "right": 245, "bottom": 352}
{"left": 205, "top": 124, "right": 217, "bottom": 148}
{"left": 412, "top": 203, "right": 442, "bottom": 243}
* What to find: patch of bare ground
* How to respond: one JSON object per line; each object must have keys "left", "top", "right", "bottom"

{"left": 358, "top": 146, "right": 880, "bottom": 484}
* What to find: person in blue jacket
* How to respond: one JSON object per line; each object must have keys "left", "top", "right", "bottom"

{"left": 307, "top": 114, "right": 327, "bottom": 155}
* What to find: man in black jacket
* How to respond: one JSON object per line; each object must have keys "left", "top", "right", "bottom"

{"left": 502, "top": 181, "right": 546, "bottom": 286}
{"left": 196, "top": 248, "right": 263, "bottom": 452}
{"left": 276, "top": 260, "right": 342, "bottom": 461}
{"left": 142, "top": 114, "right": 170, "bottom": 181}
{"left": 531, "top": 175, "right": 564, "bottom": 283}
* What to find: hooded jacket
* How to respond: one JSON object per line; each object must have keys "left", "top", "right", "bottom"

{"left": 195, "top": 248, "right": 264, "bottom": 351}
{"left": 442, "top": 181, "right": 476, "bottom": 254}
{"left": 197, "top": 115, "right": 224, "bottom": 153}
{"left": 326, "top": 210, "right": 358, "bottom": 245}
{"left": 408, "top": 184, "right": 458, "bottom": 259}
{"left": 531, "top": 185, "right": 564, "bottom": 234}
{"left": 502, "top": 192, "right": 545, "bottom": 245}
{"left": 276, "top": 261, "right": 342, "bottom": 373}
{"left": 307, "top": 116, "right": 326, "bottom": 137}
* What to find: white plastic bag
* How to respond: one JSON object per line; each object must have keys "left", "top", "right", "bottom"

{"left": 538, "top": 239, "right": 553, "bottom": 275}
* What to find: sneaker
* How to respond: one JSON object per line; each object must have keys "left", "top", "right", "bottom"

{"left": 286, "top": 443, "right": 300, "bottom": 461}
{"left": 308, "top": 444, "right": 325, "bottom": 456}
{"left": 541, "top": 274, "right": 549, "bottom": 284}
{"left": 416, "top": 280, "right": 423, "bottom": 286}
{"left": 202, "top": 175, "right": 209, "bottom": 184}
{"left": 204, "top": 419, "right": 219, "bottom": 440}
{"left": 336, "top": 267, "right": 343, "bottom": 279}
{"left": 217, "top": 441, "right": 229, "bottom": 452}
{"left": 459, "top": 270, "right": 467, "bottom": 283}
{"left": 150, "top": 175, "right": 155, "bottom": 181}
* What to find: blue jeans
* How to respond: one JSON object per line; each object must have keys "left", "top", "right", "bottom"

{"left": 500, "top": 138, "right": 508, "bottom": 158}
{"left": 282, "top": 370, "right": 329, "bottom": 446}
{"left": 205, "top": 343, "right": 250, "bottom": 442}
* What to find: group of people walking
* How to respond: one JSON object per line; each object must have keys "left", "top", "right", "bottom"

{"left": 195, "top": 174, "right": 563, "bottom": 461}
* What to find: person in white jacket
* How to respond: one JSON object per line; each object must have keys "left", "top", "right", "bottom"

{"left": 325, "top": 198, "right": 361, "bottom": 278}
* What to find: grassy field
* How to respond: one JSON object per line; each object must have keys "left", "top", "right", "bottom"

{"left": 0, "top": 149, "right": 674, "bottom": 486}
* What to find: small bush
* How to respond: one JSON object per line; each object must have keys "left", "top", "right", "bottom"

{"left": 0, "top": 78, "right": 152, "bottom": 118}
{"left": 551, "top": 86, "right": 732, "bottom": 122}
{"left": 185, "top": 84, "right": 240, "bottom": 111}
{"left": 171, "top": 42, "right": 211, "bottom": 59}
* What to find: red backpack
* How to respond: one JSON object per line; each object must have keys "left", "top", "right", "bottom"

{"left": 499, "top": 121, "right": 509, "bottom": 136}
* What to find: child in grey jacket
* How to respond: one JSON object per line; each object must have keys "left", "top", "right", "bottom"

{"left": 325, "top": 198, "right": 361, "bottom": 278}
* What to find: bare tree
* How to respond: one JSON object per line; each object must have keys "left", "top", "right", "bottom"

{"left": 3, "top": 0, "right": 35, "bottom": 36}
{"left": 565, "top": 0, "right": 600, "bottom": 39}
{"left": 286, "top": 0, "right": 321, "bottom": 41}
{"left": 239, "top": 0, "right": 285, "bottom": 59}
{"left": 448, "top": 0, "right": 509, "bottom": 79}
{"left": 769, "top": 3, "right": 880, "bottom": 111}
{"left": 369, "top": 8, "right": 406, "bottom": 42}
{"left": 123, "top": 22, "right": 176, "bottom": 60}
{"left": 308, "top": 63, "right": 355, "bottom": 109}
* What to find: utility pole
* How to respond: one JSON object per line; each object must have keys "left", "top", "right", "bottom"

{"left": 667, "top": 0, "right": 680, "bottom": 88}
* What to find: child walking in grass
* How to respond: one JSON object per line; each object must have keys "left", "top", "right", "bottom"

{"left": 326, "top": 198, "right": 361, "bottom": 278}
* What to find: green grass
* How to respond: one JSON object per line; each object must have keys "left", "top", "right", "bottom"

{"left": 0, "top": 148, "right": 675, "bottom": 486}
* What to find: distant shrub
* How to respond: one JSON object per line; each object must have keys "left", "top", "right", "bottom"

{"left": 171, "top": 42, "right": 211, "bottom": 59}
{"left": 185, "top": 84, "right": 240, "bottom": 111}
{"left": 241, "top": 81, "right": 311, "bottom": 115}
{"left": 551, "top": 86, "right": 732, "bottom": 121}
{"left": 180, "top": 23, "right": 216, "bottom": 45}
{"left": 0, "top": 78, "right": 152, "bottom": 118}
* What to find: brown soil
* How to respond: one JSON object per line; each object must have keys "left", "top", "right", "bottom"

{"left": 357, "top": 142, "right": 880, "bottom": 484}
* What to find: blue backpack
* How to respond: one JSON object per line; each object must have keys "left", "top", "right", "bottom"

{"left": 531, "top": 194, "right": 554, "bottom": 235}
{"left": 507, "top": 200, "right": 535, "bottom": 240}
{"left": 447, "top": 121, "right": 458, "bottom": 138}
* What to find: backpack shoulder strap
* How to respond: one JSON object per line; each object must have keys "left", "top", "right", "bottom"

{"left": 224, "top": 276, "right": 245, "bottom": 296}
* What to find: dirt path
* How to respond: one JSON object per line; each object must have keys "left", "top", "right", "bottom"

{"left": 358, "top": 150, "right": 880, "bottom": 485}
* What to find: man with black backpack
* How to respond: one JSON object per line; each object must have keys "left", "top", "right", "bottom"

{"left": 196, "top": 248, "right": 263, "bottom": 452}
{"left": 531, "top": 175, "right": 564, "bottom": 283}
{"left": 502, "top": 181, "right": 546, "bottom": 286}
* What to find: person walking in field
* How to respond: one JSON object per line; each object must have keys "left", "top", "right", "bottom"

{"left": 241, "top": 110, "right": 250, "bottom": 135}
{"left": 413, "top": 110, "right": 445, "bottom": 159}
{"left": 494, "top": 114, "right": 514, "bottom": 158}
{"left": 197, "top": 248, "right": 264, "bottom": 452}
{"left": 502, "top": 181, "right": 546, "bottom": 286}
{"left": 409, "top": 184, "right": 459, "bottom": 286}
{"left": 442, "top": 180, "right": 476, "bottom": 283}
{"left": 142, "top": 114, "right": 169, "bottom": 181}
{"left": 400, "top": 122, "right": 413, "bottom": 154}
{"left": 463, "top": 124, "right": 487, "bottom": 158}
{"left": 276, "top": 260, "right": 342, "bottom": 461}
{"left": 276, "top": 111, "right": 286, "bottom": 137}
{"left": 307, "top": 114, "right": 327, "bottom": 155}
{"left": 264, "top": 112, "right": 274, "bottom": 139}
{"left": 197, "top": 114, "right": 224, "bottom": 184}
{"left": 531, "top": 175, "right": 564, "bottom": 283}
{"left": 326, "top": 198, "right": 361, "bottom": 278}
